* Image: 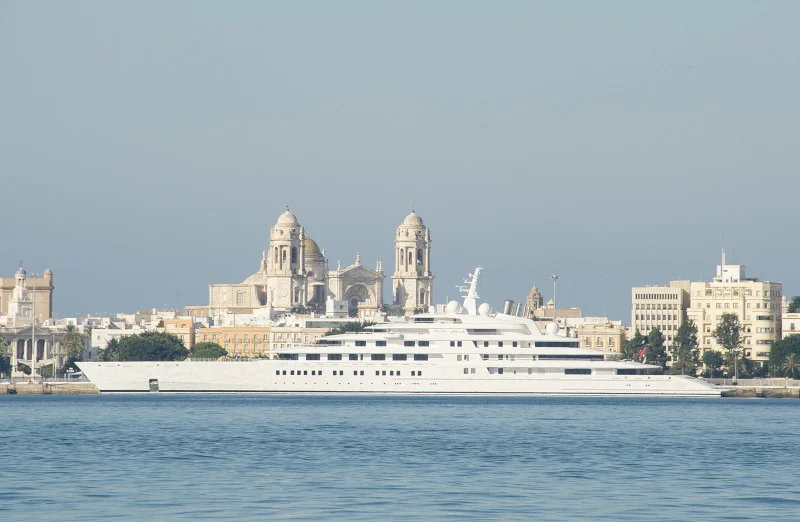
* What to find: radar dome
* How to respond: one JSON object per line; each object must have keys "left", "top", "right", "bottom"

{"left": 545, "top": 322, "right": 560, "bottom": 336}
{"left": 445, "top": 300, "right": 460, "bottom": 314}
{"left": 478, "top": 303, "right": 491, "bottom": 316}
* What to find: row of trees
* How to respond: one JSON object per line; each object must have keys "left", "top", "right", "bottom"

{"left": 94, "top": 322, "right": 375, "bottom": 361}
{"left": 96, "top": 332, "right": 228, "bottom": 362}
{"left": 620, "top": 313, "right": 800, "bottom": 379}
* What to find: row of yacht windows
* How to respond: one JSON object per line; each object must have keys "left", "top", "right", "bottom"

{"left": 278, "top": 353, "right": 429, "bottom": 361}
{"left": 323, "top": 340, "right": 578, "bottom": 349}
{"left": 276, "top": 369, "right": 423, "bottom": 377}
{"left": 492, "top": 368, "right": 640, "bottom": 376}
{"left": 479, "top": 354, "right": 604, "bottom": 361}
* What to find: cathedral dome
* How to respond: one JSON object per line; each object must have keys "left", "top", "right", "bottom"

{"left": 276, "top": 209, "right": 299, "bottom": 227}
{"left": 304, "top": 237, "right": 323, "bottom": 258}
{"left": 15, "top": 265, "right": 26, "bottom": 278}
{"left": 400, "top": 210, "right": 424, "bottom": 227}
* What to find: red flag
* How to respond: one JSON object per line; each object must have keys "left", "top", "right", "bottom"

{"left": 638, "top": 347, "right": 647, "bottom": 360}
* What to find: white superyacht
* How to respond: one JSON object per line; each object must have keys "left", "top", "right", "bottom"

{"left": 78, "top": 268, "right": 721, "bottom": 396}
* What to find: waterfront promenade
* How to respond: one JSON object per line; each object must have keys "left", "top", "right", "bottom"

{"left": 707, "top": 378, "right": 800, "bottom": 398}
{"left": 1, "top": 377, "right": 98, "bottom": 395}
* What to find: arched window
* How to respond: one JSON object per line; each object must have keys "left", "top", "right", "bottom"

{"left": 419, "top": 289, "right": 426, "bottom": 305}
{"left": 294, "top": 287, "right": 301, "bottom": 304}
{"left": 408, "top": 251, "right": 413, "bottom": 265}
{"left": 417, "top": 248, "right": 423, "bottom": 265}
{"left": 291, "top": 247, "right": 297, "bottom": 264}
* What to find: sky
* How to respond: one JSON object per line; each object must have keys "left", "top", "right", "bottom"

{"left": 1, "top": 1, "right": 799, "bottom": 323}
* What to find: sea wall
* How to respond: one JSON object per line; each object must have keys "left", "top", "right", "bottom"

{"left": 2, "top": 382, "right": 99, "bottom": 395}
{"left": 723, "top": 387, "right": 800, "bottom": 398}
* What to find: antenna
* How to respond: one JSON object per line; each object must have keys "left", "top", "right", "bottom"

{"left": 460, "top": 267, "right": 482, "bottom": 315}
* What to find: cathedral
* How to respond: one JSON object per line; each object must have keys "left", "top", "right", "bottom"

{"left": 206, "top": 209, "right": 433, "bottom": 319}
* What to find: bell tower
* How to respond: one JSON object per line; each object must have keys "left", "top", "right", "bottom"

{"left": 392, "top": 210, "right": 433, "bottom": 315}
{"left": 266, "top": 209, "right": 307, "bottom": 310}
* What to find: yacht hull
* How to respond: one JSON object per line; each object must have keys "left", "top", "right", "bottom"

{"left": 77, "top": 361, "right": 722, "bottom": 397}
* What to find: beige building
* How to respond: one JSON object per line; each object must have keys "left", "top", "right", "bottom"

{"left": 193, "top": 324, "right": 332, "bottom": 357}
{"left": 157, "top": 318, "right": 195, "bottom": 348}
{"left": 631, "top": 281, "right": 690, "bottom": 347}
{"left": 195, "top": 326, "right": 272, "bottom": 357}
{"left": 270, "top": 325, "right": 330, "bottom": 350}
{"left": 781, "top": 296, "right": 800, "bottom": 339}
{"left": 782, "top": 313, "right": 800, "bottom": 339}
{"left": 685, "top": 256, "right": 782, "bottom": 365}
{"left": 0, "top": 265, "right": 54, "bottom": 323}
{"left": 576, "top": 320, "right": 626, "bottom": 353}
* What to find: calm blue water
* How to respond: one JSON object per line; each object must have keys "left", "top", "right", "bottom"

{"left": 2, "top": 395, "right": 799, "bottom": 521}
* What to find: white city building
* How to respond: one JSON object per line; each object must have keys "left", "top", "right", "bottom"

{"left": 686, "top": 254, "right": 781, "bottom": 365}
{"left": 631, "top": 281, "right": 691, "bottom": 347}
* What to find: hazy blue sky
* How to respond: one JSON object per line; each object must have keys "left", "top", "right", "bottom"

{"left": 2, "top": 1, "right": 798, "bottom": 322}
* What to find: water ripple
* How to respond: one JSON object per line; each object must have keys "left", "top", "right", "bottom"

{"left": 1, "top": 395, "right": 799, "bottom": 521}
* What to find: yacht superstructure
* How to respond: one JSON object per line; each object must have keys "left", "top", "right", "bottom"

{"left": 78, "top": 268, "right": 722, "bottom": 396}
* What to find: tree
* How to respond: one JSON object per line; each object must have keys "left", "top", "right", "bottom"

{"left": 788, "top": 296, "right": 800, "bottom": 314}
{"left": 620, "top": 330, "right": 646, "bottom": 360}
{"left": 713, "top": 313, "right": 742, "bottom": 380}
{"left": 0, "top": 336, "right": 11, "bottom": 378}
{"left": 768, "top": 335, "right": 800, "bottom": 376}
{"left": 60, "top": 324, "right": 87, "bottom": 376}
{"left": 701, "top": 350, "right": 724, "bottom": 378}
{"left": 317, "top": 321, "right": 375, "bottom": 342}
{"left": 97, "top": 338, "right": 120, "bottom": 362}
{"left": 645, "top": 328, "right": 668, "bottom": 371}
{"left": 669, "top": 321, "right": 699, "bottom": 376}
{"left": 99, "top": 332, "right": 187, "bottom": 362}
{"left": 781, "top": 353, "right": 800, "bottom": 379}
{"left": 190, "top": 342, "right": 227, "bottom": 359}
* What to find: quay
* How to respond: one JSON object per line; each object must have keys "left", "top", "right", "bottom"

{"left": 709, "top": 378, "right": 800, "bottom": 398}
{"left": 2, "top": 379, "right": 98, "bottom": 395}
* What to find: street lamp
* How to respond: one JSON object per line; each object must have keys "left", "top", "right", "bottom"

{"left": 550, "top": 275, "right": 560, "bottom": 320}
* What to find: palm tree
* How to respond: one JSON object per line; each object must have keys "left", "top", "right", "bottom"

{"left": 781, "top": 353, "right": 800, "bottom": 380}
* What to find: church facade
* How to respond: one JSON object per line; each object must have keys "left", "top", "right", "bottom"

{"left": 0, "top": 265, "right": 54, "bottom": 325}
{"left": 206, "top": 209, "right": 433, "bottom": 319}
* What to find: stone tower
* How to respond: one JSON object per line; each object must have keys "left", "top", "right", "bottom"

{"left": 266, "top": 209, "right": 307, "bottom": 310}
{"left": 526, "top": 283, "right": 543, "bottom": 318}
{"left": 392, "top": 210, "right": 433, "bottom": 315}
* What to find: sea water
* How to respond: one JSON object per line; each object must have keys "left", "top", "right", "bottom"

{"left": 1, "top": 395, "right": 798, "bottom": 521}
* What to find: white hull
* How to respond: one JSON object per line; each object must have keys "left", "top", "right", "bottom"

{"left": 78, "top": 361, "right": 722, "bottom": 397}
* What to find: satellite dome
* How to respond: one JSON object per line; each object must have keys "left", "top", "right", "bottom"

{"left": 445, "top": 300, "right": 460, "bottom": 314}
{"left": 545, "top": 322, "right": 560, "bottom": 336}
{"left": 478, "top": 303, "right": 491, "bottom": 316}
